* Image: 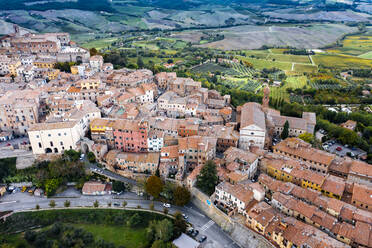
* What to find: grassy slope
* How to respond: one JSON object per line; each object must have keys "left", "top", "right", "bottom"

{"left": 73, "top": 224, "right": 149, "bottom": 247}
{"left": 270, "top": 76, "right": 308, "bottom": 102}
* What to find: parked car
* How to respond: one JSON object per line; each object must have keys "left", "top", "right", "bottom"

{"left": 80, "top": 154, "right": 85, "bottom": 160}
{"left": 28, "top": 186, "right": 36, "bottom": 194}
{"left": 182, "top": 214, "right": 188, "bottom": 219}
{"left": 113, "top": 202, "right": 120, "bottom": 207}
{"left": 191, "top": 230, "right": 199, "bottom": 238}
{"left": 163, "top": 203, "right": 171, "bottom": 208}
{"left": 336, "top": 147, "right": 342, "bottom": 151}
{"left": 186, "top": 227, "right": 194, "bottom": 235}
{"left": 198, "top": 235, "right": 207, "bottom": 243}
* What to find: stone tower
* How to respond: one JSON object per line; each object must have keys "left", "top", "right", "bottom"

{"left": 262, "top": 84, "right": 270, "bottom": 109}
{"left": 13, "top": 24, "right": 20, "bottom": 36}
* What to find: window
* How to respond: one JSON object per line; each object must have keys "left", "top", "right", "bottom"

{"left": 38, "top": 142, "right": 42, "bottom": 148}
{"left": 50, "top": 141, "right": 53, "bottom": 147}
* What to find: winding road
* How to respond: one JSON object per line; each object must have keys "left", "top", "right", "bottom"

{"left": 0, "top": 191, "right": 240, "bottom": 248}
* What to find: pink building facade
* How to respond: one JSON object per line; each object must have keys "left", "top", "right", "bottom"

{"left": 113, "top": 120, "right": 148, "bottom": 152}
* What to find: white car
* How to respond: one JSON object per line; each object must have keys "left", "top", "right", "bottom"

{"left": 163, "top": 203, "right": 171, "bottom": 208}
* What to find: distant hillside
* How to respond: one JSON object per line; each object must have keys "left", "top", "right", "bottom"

{"left": 0, "top": 0, "right": 113, "bottom": 12}
{"left": 0, "top": 0, "right": 370, "bottom": 43}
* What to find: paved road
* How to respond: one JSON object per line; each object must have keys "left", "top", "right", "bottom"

{"left": 0, "top": 191, "right": 240, "bottom": 248}
{"left": 83, "top": 158, "right": 137, "bottom": 185}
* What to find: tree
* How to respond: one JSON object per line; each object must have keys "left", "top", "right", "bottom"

{"left": 112, "top": 181, "right": 126, "bottom": 192}
{"left": 281, "top": 120, "right": 289, "bottom": 139}
{"left": 122, "top": 201, "right": 127, "bottom": 208}
{"left": 87, "top": 152, "right": 96, "bottom": 163}
{"left": 35, "top": 204, "right": 40, "bottom": 210}
{"left": 128, "top": 213, "right": 142, "bottom": 228}
{"left": 145, "top": 176, "right": 163, "bottom": 198}
{"left": 63, "top": 149, "right": 81, "bottom": 161}
{"left": 137, "top": 57, "right": 145, "bottom": 69}
{"left": 151, "top": 240, "right": 168, "bottom": 248}
{"left": 107, "top": 202, "right": 112, "bottom": 207}
{"left": 161, "top": 181, "right": 176, "bottom": 201}
{"left": 149, "top": 202, "right": 155, "bottom": 210}
{"left": 49, "top": 200, "right": 56, "bottom": 208}
{"left": 93, "top": 200, "right": 99, "bottom": 208}
{"left": 173, "top": 212, "right": 187, "bottom": 238}
{"left": 89, "top": 48, "right": 98, "bottom": 56}
{"left": 64, "top": 200, "right": 70, "bottom": 207}
{"left": 173, "top": 186, "right": 190, "bottom": 206}
{"left": 54, "top": 62, "right": 75, "bottom": 73}
{"left": 298, "top": 132, "right": 314, "bottom": 143}
{"left": 196, "top": 160, "right": 218, "bottom": 196}
{"left": 163, "top": 208, "right": 169, "bottom": 215}
{"left": 45, "top": 178, "right": 61, "bottom": 197}
{"left": 155, "top": 219, "right": 173, "bottom": 242}
{"left": 24, "top": 231, "right": 36, "bottom": 243}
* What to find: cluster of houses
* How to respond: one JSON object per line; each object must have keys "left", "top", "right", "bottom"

{"left": 0, "top": 29, "right": 371, "bottom": 247}
{"left": 212, "top": 138, "right": 372, "bottom": 247}
{"left": 0, "top": 25, "right": 90, "bottom": 82}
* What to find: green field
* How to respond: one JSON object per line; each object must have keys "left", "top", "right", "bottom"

{"left": 359, "top": 51, "right": 372, "bottom": 59}
{"left": 267, "top": 54, "right": 311, "bottom": 64}
{"left": 239, "top": 56, "right": 292, "bottom": 71}
{"left": 82, "top": 37, "right": 118, "bottom": 49}
{"left": 270, "top": 76, "right": 308, "bottom": 102}
{"left": 313, "top": 54, "right": 372, "bottom": 68}
{"left": 73, "top": 223, "right": 149, "bottom": 247}
{"left": 293, "top": 64, "right": 318, "bottom": 73}
{"left": 0, "top": 209, "right": 173, "bottom": 248}
{"left": 191, "top": 62, "right": 237, "bottom": 75}
{"left": 133, "top": 41, "right": 160, "bottom": 50}
{"left": 2, "top": 224, "right": 149, "bottom": 248}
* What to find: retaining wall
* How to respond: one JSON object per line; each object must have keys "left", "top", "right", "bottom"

{"left": 191, "top": 187, "right": 274, "bottom": 248}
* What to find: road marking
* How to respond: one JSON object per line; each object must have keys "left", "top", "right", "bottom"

{"left": 184, "top": 206, "right": 205, "bottom": 217}
{"left": 201, "top": 220, "right": 215, "bottom": 232}
{"left": 0, "top": 200, "right": 17, "bottom": 204}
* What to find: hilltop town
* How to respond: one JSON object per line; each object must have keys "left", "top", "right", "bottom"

{"left": 0, "top": 27, "right": 371, "bottom": 248}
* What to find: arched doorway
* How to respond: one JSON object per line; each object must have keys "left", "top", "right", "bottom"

{"left": 76, "top": 56, "right": 82, "bottom": 64}
{"left": 82, "top": 143, "right": 89, "bottom": 154}
{"left": 45, "top": 148, "right": 52, "bottom": 153}
{"left": 54, "top": 148, "right": 58, "bottom": 153}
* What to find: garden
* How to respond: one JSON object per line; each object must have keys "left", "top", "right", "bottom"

{"left": 0, "top": 209, "right": 186, "bottom": 248}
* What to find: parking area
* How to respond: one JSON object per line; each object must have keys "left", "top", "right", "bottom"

{"left": 323, "top": 140, "right": 366, "bottom": 158}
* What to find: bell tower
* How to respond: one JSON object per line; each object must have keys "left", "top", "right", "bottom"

{"left": 13, "top": 24, "right": 20, "bottom": 36}
{"left": 262, "top": 84, "right": 270, "bottom": 109}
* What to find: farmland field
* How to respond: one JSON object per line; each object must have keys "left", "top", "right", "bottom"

{"left": 270, "top": 76, "right": 308, "bottom": 102}
{"left": 230, "top": 63, "right": 256, "bottom": 77}
{"left": 222, "top": 77, "right": 261, "bottom": 92}
{"left": 82, "top": 37, "right": 119, "bottom": 49}
{"left": 238, "top": 57, "right": 292, "bottom": 71}
{"left": 330, "top": 35, "right": 372, "bottom": 56}
{"left": 267, "top": 54, "right": 311, "bottom": 64}
{"left": 191, "top": 63, "right": 237, "bottom": 75}
{"left": 196, "top": 24, "right": 358, "bottom": 50}
{"left": 359, "top": 51, "right": 372, "bottom": 59}
{"left": 310, "top": 83, "right": 343, "bottom": 90}
{"left": 313, "top": 54, "right": 372, "bottom": 68}
{"left": 293, "top": 64, "right": 318, "bottom": 73}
